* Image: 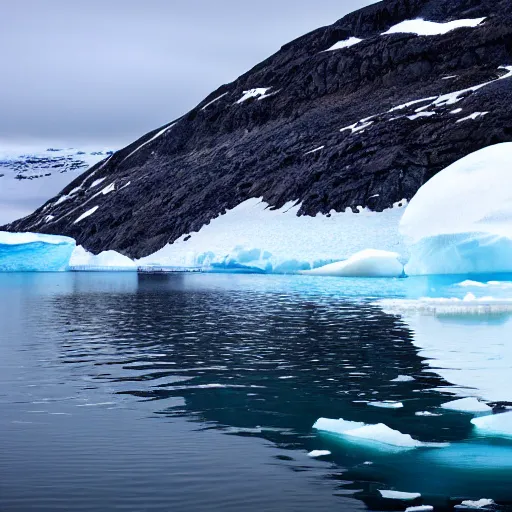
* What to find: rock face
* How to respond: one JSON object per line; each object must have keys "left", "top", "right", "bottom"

{"left": 4, "top": 0, "right": 512, "bottom": 258}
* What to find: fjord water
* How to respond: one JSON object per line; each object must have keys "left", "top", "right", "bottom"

{"left": 1, "top": 273, "right": 511, "bottom": 511}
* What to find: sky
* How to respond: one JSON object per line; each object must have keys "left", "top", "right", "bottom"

{"left": 0, "top": 0, "right": 376, "bottom": 149}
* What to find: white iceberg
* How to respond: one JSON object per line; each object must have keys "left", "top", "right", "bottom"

{"left": 391, "top": 375, "right": 416, "bottom": 383}
{"left": 379, "top": 490, "right": 421, "bottom": 500}
{"left": 0, "top": 231, "right": 75, "bottom": 272}
{"left": 69, "top": 245, "right": 136, "bottom": 271}
{"left": 368, "top": 401, "right": 404, "bottom": 409}
{"left": 441, "top": 397, "right": 492, "bottom": 414}
{"left": 401, "top": 143, "right": 512, "bottom": 275}
{"left": 308, "top": 450, "right": 331, "bottom": 458}
{"left": 406, "top": 506, "right": 434, "bottom": 512}
{"left": 458, "top": 499, "right": 495, "bottom": 509}
{"left": 313, "top": 417, "right": 448, "bottom": 450}
{"left": 301, "top": 249, "right": 404, "bottom": 277}
{"left": 471, "top": 411, "right": 512, "bottom": 438}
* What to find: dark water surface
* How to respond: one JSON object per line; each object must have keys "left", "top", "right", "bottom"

{"left": 1, "top": 273, "right": 511, "bottom": 511}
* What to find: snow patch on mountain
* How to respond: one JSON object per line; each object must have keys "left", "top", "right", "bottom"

{"left": 236, "top": 88, "right": 272, "bottom": 103}
{"left": 325, "top": 37, "right": 363, "bottom": 51}
{"left": 74, "top": 206, "right": 99, "bottom": 224}
{"left": 383, "top": 18, "right": 486, "bottom": 36}
{"left": 0, "top": 145, "right": 113, "bottom": 225}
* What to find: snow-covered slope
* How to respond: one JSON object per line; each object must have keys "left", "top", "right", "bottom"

{"left": 0, "top": 146, "right": 112, "bottom": 225}
{"left": 136, "top": 198, "right": 407, "bottom": 273}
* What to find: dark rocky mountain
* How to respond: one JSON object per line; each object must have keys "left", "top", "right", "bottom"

{"left": 4, "top": 0, "right": 512, "bottom": 258}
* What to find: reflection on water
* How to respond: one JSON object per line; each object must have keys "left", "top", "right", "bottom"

{"left": 0, "top": 273, "right": 511, "bottom": 511}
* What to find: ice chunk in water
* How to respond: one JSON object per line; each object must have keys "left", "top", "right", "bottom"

{"left": 301, "top": 249, "right": 404, "bottom": 277}
{"left": 379, "top": 490, "right": 421, "bottom": 500}
{"left": 368, "top": 401, "right": 404, "bottom": 409}
{"left": 401, "top": 143, "right": 512, "bottom": 275}
{"left": 308, "top": 450, "right": 331, "bottom": 458}
{"left": 391, "top": 375, "right": 416, "bottom": 382}
{"left": 471, "top": 411, "right": 512, "bottom": 438}
{"left": 441, "top": 397, "right": 492, "bottom": 414}
{"left": 458, "top": 499, "right": 495, "bottom": 509}
{"left": 313, "top": 417, "right": 448, "bottom": 450}
{"left": 0, "top": 231, "right": 75, "bottom": 272}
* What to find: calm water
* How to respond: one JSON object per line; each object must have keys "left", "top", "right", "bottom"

{"left": 1, "top": 273, "right": 511, "bottom": 511}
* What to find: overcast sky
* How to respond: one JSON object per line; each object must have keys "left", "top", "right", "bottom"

{"left": 0, "top": 0, "right": 375, "bottom": 149}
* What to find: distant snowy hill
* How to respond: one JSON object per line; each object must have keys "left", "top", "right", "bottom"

{"left": 0, "top": 147, "right": 112, "bottom": 224}
{"left": 4, "top": 0, "right": 512, "bottom": 259}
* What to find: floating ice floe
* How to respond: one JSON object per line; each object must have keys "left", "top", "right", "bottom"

{"left": 301, "top": 249, "right": 404, "bottom": 278}
{"left": 382, "top": 17, "right": 485, "bottom": 36}
{"left": 324, "top": 37, "right": 363, "bottom": 51}
{"left": 308, "top": 450, "right": 331, "bottom": 458}
{"left": 458, "top": 499, "right": 495, "bottom": 509}
{"left": 405, "top": 506, "right": 434, "bottom": 512}
{"left": 415, "top": 411, "right": 442, "bottom": 417}
{"left": 0, "top": 231, "right": 76, "bottom": 272}
{"left": 313, "top": 417, "right": 448, "bottom": 450}
{"left": 68, "top": 246, "right": 137, "bottom": 271}
{"left": 368, "top": 401, "right": 404, "bottom": 409}
{"left": 379, "top": 490, "right": 421, "bottom": 500}
{"left": 401, "top": 143, "right": 512, "bottom": 275}
{"left": 441, "top": 397, "right": 492, "bottom": 414}
{"left": 391, "top": 375, "right": 416, "bottom": 383}
{"left": 471, "top": 411, "right": 512, "bottom": 438}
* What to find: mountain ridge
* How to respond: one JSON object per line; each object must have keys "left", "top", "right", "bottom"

{"left": 4, "top": 0, "right": 512, "bottom": 258}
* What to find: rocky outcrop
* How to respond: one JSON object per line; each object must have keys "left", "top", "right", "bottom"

{"left": 4, "top": 0, "right": 512, "bottom": 258}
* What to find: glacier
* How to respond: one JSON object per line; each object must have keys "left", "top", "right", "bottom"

{"left": 401, "top": 143, "right": 512, "bottom": 276}
{"left": 0, "top": 231, "right": 75, "bottom": 272}
{"left": 136, "top": 198, "right": 408, "bottom": 273}
{"left": 69, "top": 246, "right": 137, "bottom": 271}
